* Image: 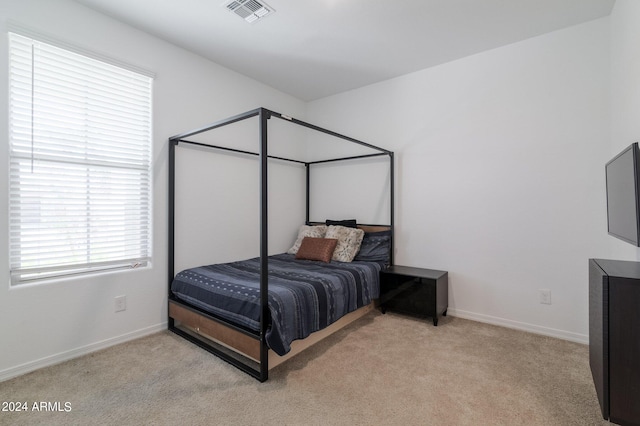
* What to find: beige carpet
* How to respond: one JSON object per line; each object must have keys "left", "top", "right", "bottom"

{"left": 0, "top": 312, "right": 607, "bottom": 426}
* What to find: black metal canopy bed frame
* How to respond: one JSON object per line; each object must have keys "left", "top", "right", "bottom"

{"left": 168, "top": 107, "right": 394, "bottom": 381}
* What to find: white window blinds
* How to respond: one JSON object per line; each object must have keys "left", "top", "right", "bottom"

{"left": 8, "top": 32, "right": 153, "bottom": 284}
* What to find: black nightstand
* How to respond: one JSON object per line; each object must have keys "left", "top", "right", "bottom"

{"left": 379, "top": 265, "right": 448, "bottom": 326}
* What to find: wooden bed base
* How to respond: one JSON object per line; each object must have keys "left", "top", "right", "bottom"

{"left": 169, "top": 300, "right": 374, "bottom": 371}
{"left": 168, "top": 224, "right": 390, "bottom": 379}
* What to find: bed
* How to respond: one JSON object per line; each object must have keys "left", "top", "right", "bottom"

{"left": 168, "top": 108, "right": 394, "bottom": 381}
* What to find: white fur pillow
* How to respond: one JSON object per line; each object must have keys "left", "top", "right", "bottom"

{"left": 325, "top": 225, "right": 365, "bottom": 262}
{"left": 287, "top": 225, "right": 327, "bottom": 254}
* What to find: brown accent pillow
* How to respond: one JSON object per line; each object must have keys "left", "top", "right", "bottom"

{"left": 295, "top": 237, "right": 338, "bottom": 263}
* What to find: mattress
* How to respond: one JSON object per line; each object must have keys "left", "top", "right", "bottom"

{"left": 171, "top": 253, "right": 383, "bottom": 356}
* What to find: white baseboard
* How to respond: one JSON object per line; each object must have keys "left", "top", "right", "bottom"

{"left": 0, "top": 322, "right": 167, "bottom": 383}
{"left": 447, "top": 308, "right": 588, "bottom": 345}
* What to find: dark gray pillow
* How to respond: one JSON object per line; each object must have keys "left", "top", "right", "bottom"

{"left": 354, "top": 230, "right": 391, "bottom": 263}
{"left": 325, "top": 219, "right": 357, "bottom": 228}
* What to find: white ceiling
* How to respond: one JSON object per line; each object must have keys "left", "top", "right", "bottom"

{"left": 73, "top": 0, "right": 615, "bottom": 101}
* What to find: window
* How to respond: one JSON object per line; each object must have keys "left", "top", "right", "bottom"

{"left": 8, "top": 32, "right": 153, "bottom": 284}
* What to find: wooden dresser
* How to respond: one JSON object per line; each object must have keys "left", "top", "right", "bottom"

{"left": 589, "top": 258, "right": 640, "bottom": 425}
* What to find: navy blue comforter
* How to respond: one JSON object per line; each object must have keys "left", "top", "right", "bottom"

{"left": 171, "top": 253, "right": 382, "bottom": 356}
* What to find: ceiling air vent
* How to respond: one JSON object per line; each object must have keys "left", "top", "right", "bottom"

{"left": 223, "top": 0, "right": 274, "bottom": 24}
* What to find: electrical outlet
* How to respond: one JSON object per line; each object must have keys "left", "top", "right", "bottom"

{"left": 539, "top": 289, "right": 551, "bottom": 305}
{"left": 115, "top": 295, "right": 127, "bottom": 312}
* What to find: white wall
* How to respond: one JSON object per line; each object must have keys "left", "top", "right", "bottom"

{"left": 0, "top": 0, "right": 306, "bottom": 380}
{"left": 307, "top": 18, "right": 612, "bottom": 342}
{"left": 609, "top": 0, "right": 640, "bottom": 261}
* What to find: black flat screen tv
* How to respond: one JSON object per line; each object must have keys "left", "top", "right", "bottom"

{"left": 606, "top": 142, "right": 640, "bottom": 246}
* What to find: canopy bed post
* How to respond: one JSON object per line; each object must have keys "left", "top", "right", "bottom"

{"left": 259, "top": 107, "right": 270, "bottom": 382}
{"left": 168, "top": 138, "right": 176, "bottom": 329}
{"left": 389, "top": 152, "right": 394, "bottom": 266}
{"left": 305, "top": 164, "right": 311, "bottom": 225}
